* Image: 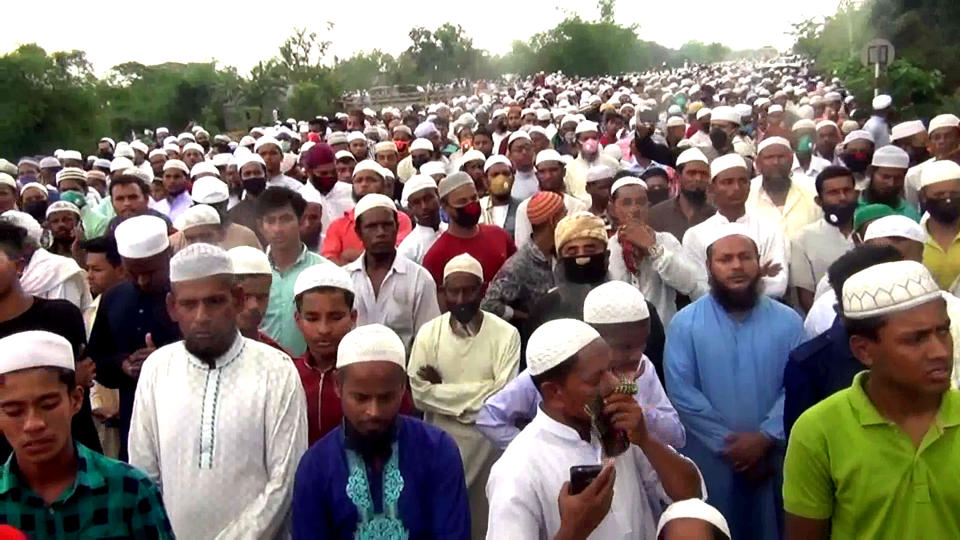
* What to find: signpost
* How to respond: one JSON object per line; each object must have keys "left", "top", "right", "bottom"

{"left": 860, "top": 38, "right": 895, "bottom": 97}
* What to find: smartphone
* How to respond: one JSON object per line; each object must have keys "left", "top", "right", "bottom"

{"left": 569, "top": 464, "right": 603, "bottom": 495}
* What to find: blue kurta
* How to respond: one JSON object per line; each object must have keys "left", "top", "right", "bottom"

{"left": 292, "top": 415, "right": 471, "bottom": 540}
{"left": 665, "top": 294, "right": 802, "bottom": 540}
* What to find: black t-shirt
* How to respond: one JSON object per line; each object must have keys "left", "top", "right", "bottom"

{"left": 0, "top": 297, "right": 102, "bottom": 457}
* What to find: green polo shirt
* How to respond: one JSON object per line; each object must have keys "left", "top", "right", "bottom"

{"left": 856, "top": 195, "right": 921, "bottom": 222}
{"left": 262, "top": 243, "right": 330, "bottom": 356}
{"left": 0, "top": 443, "right": 172, "bottom": 539}
{"left": 784, "top": 371, "right": 960, "bottom": 538}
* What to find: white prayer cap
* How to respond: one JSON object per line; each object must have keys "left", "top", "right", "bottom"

{"left": 326, "top": 131, "right": 348, "bottom": 146}
{"left": 115, "top": 215, "right": 169, "bottom": 259}
{"left": 61, "top": 150, "right": 82, "bottom": 162}
{"left": 816, "top": 119, "right": 839, "bottom": 132}
{"left": 527, "top": 319, "right": 601, "bottom": 376}
{"left": 695, "top": 107, "right": 712, "bottom": 120}
{"left": 420, "top": 161, "right": 447, "bottom": 178}
{"left": 871, "top": 145, "right": 910, "bottom": 169}
{"left": 891, "top": 120, "right": 926, "bottom": 142}
{"left": 458, "top": 149, "right": 486, "bottom": 168}
{"left": 757, "top": 136, "right": 791, "bottom": 155}
{"left": 182, "top": 142, "right": 204, "bottom": 155}
{"left": 491, "top": 108, "right": 506, "bottom": 119}
{"left": 335, "top": 150, "right": 356, "bottom": 162}
{"left": 337, "top": 324, "right": 406, "bottom": 370}
{"left": 842, "top": 260, "right": 941, "bottom": 320}
{"left": 163, "top": 143, "right": 180, "bottom": 154}
{"left": 401, "top": 175, "right": 437, "bottom": 206}
{"left": 1, "top": 211, "right": 42, "bottom": 245}
{"left": 354, "top": 193, "right": 396, "bottom": 219}
{"left": 294, "top": 262, "right": 354, "bottom": 298}
{"left": 676, "top": 148, "right": 709, "bottom": 167}
{"left": 352, "top": 160, "right": 385, "bottom": 179}
{"left": 710, "top": 106, "right": 741, "bottom": 125}
{"left": 920, "top": 160, "right": 960, "bottom": 189}
{"left": 39, "top": 156, "right": 60, "bottom": 169}
{"left": 45, "top": 201, "right": 80, "bottom": 219}
{"left": 666, "top": 116, "right": 685, "bottom": 128}
{"left": 438, "top": 171, "right": 475, "bottom": 199}
{"left": 130, "top": 140, "right": 150, "bottom": 155}
{"left": 484, "top": 155, "right": 512, "bottom": 173}
{"left": 443, "top": 253, "right": 483, "bottom": 282}
{"left": 374, "top": 141, "right": 398, "bottom": 155}
{"left": 19, "top": 182, "right": 48, "bottom": 198}
{"left": 656, "top": 499, "right": 731, "bottom": 539}
{"left": 508, "top": 131, "right": 532, "bottom": 146}
{"left": 148, "top": 149, "right": 166, "bottom": 159}
{"left": 190, "top": 161, "right": 220, "bottom": 179}
{"left": 535, "top": 149, "right": 564, "bottom": 167}
{"left": 536, "top": 108, "right": 552, "bottom": 121}
{"left": 253, "top": 136, "right": 281, "bottom": 153}
{"left": 236, "top": 153, "right": 265, "bottom": 173}
{"left": 169, "top": 242, "right": 233, "bottom": 283}
{"left": 792, "top": 119, "right": 816, "bottom": 132}
{"left": 238, "top": 135, "right": 256, "bottom": 148}
{"left": 575, "top": 120, "right": 599, "bottom": 135}
{"left": 0, "top": 174, "right": 15, "bottom": 190}
{"left": 768, "top": 104, "right": 784, "bottom": 114}
{"left": 611, "top": 177, "right": 647, "bottom": 196}
{"left": 174, "top": 204, "right": 221, "bottom": 232}
{"left": 211, "top": 153, "right": 231, "bottom": 167}
{"left": 843, "top": 130, "right": 874, "bottom": 145}
{"left": 584, "top": 280, "right": 649, "bottom": 324}
{"left": 706, "top": 222, "right": 757, "bottom": 250}
{"left": 347, "top": 131, "right": 366, "bottom": 143}
{"left": 114, "top": 145, "right": 134, "bottom": 160}
{"left": 228, "top": 246, "right": 271, "bottom": 276}
{"left": 872, "top": 94, "right": 892, "bottom": 111}
{"left": 710, "top": 153, "right": 747, "bottom": 179}
{"left": 603, "top": 144, "right": 623, "bottom": 161}
{"left": 863, "top": 215, "right": 926, "bottom": 243}
{"left": 109, "top": 157, "right": 134, "bottom": 172}
{"left": 586, "top": 165, "right": 616, "bottom": 183}
{"left": 0, "top": 331, "right": 74, "bottom": 374}
{"left": 410, "top": 138, "right": 434, "bottom": 153}
{"left": 929, "top": 114, "right": 960, "bottom": 134}
{"left": 163, "top": 159, "right": 189, "bottom": 174}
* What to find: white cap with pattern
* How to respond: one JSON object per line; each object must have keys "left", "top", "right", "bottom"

{"left": 584, "top": 280, "right": 649, "bottom": 324}
{"left": 842, "top": 260, "right": 941, "bottom": 320}
{"left": 115, "top": 215, "right": 169, "bottom": 259}
{"left": 526, "top": 319, "right": 601, "bottom": 376}
{"left": 337, "top": 324, "right": 406, "bottom": 369}
{"left": 169, "top": 242, "right": 233, "bottom": 283}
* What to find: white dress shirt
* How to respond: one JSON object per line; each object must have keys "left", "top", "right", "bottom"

{"left": 397, "top": 223, "right": 447, "bottom": 265}
{"left": 791, "top": 154, "right": 832, "bottom": 179}
{"left": 513, "top": 193, "right": 587, "bottom": 249}
{"left": 268, "top": 173, "right": 303, "bottom": 191}
{"left": 511, "top": 169, "right": 539, "bottom": 201}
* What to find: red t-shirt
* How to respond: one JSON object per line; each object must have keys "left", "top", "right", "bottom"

{"left": 421, "top": 224, "right": 517, "bottom": 287}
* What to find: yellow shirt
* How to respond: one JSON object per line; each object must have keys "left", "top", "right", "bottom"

{"left": 923, "top": 224, "right": 960, "bottom": 290}
{"left": 746, "top": 175, "right": 823, "bottom": 244}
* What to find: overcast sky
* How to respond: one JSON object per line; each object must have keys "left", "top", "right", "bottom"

{"left": 5, "top": 0, "right": 839, "bottom": 75}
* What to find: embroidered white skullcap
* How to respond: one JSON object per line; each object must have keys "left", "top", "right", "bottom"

{"left": 189, "top": 161, "right": 220, "bottom": 179}
{"left": 109, "top": 157, "right": 134, "bottom": 172}
{"left": 584, "top": 280, "right": 649, "bottom": 324}
{"left": 238, "top": 135, "right": 256, "bottom": 148}
{"left": 177, "top": 131, "right": 195, "bottom": 142}
{"left": 508, "top": 131, "right": 532, "bottom": 146}
{"left": 163, "top": 143, "right": 180, "bottom": 154}
{"left": 169, "top": 242, "right": 233, "bottom": 283}
{"left": 401, "top": 175, "right": 437, "bottom": 206}
{"left": 61, "top": 150, "right": 82, "bottom": 162}
{"left": 929, "top": 114, "right": 960, "bottom": 134}
{"left": 39, "top": 156, "right": 60, "bottom": 169}
{"left": 757, "top": 136, "right": 791, "bottom": 155}
{"left": 871, "top": 145, "right": 910, "bottom": 169}
{"left": 438, "top": 171, "right": 475, "bottom": 199}
{"left": 420, "top": 161, "right": 447, "bottom": 178}
{"left": 842, "top": 260, "right": 941, "bottom": 320}
{"left": 575, "top": 120, "right": 599, "bottom": 135}
{"left": 843, "top": 130, "right": 874, "bottom": 145}
{"left": 484, "top": 155, "right": 512, "bottom": 173}
{"left": 253, "top": 136, "right": 283, "bottom": 154}
{"left": 792, "top": 119, "right": 816, "bottom": 132}
{"left": 162, "top": 159, "right": 189, "bottom": 174}
{"left": 710, "top": 106, "right": 741, "bottom": 125}
{"left": 458, "top": 149, "right": 486, "bottom": 168}
{"left": 114, "top": 145, "right": 134, "bottom": 160}
{"left": 891, "top": 120, "right": 926, "bottom": 142}
{"left": 527, "top": 319, "right": 602, "bottom": 376}
{"left": 443, "top": 253, "right": 483, "bottom": 282}
{"left": 149, "top": 149, "right": 167, "bottom": 160}
{"left": 334, "top": 150, "right": 356, "bottom": 162}
{"left": 920, "top": 160, "right": 960, "bottom": 189}
{"left": 354, "top": 193, "right": 396, "bottom": 220}
{"left": 863, "top": 215, "right": 926, "bottom": 243}
{"left": 611, "top": 177, "right": 647, "bottom": 196}
{"left": 0, "top": 331, "right": 74, "bottom": 374}
{"left": 347, "top": 131, "right": 366, "bottom": 143}
{"left": 872, "top": 94, "right": 892, "bottom": 111}
{"left": 174, "top": 204, "right": 221, "bottom": 232}
{"left": 710, "top": 153, "right": 747, "bottom": 179}
{"left": 294, "top": 262, "right": 354, "bottom": 297}
{"left": 676, "top": 148, "right": 709, "bottom": 167}
{"left": 705, "top": 222, "right": 757, "bottom": 250}
{"left": 374, "top": 141, "right": 398, "bottom": 155}
{"left": 410, "top": 138, "right": 434, "bottom": 153}
{"left": 586, "top": 165, "right": 616, "bottom": 183}
{"left": 228, "top": 246, "right": 271, "bottom": 276}
{"left": 115, "top": 215, "right": 169, "bottom": 259}
{"left": 352, "top": 160, "right": 386, "bottom": 179}
{"left": 535, "top": 149, "right": 564, "bottom": 167}
{"left": 1, "top": 210, "right": 42, "bottom": 245}
{"left": 816, "top": 119, "right": 839, "bottom": 133}
{"left": 326, "top": 132, "right": 347, "bottom": 146}
{"left": 182, "top": 142, "right": 204, "bottom": 155}
{"left": 0, "top": 173, "right": 16, "bottom": 190}
{"left": 666, "top": 116, "right": 685, "bottom": 128}
{"left": 337, "top": 324, "right": 406, "bottom": 369}
{"left": 19, "top": 182, "right": 48, "bottom": 198}
{"left": 656, "top": 499, "right": 730, "bottom": 539}
{"left": 236, "top": 153, "right": 265, "bottom": 172}
{"left": 695, "top": 107, "right": 712, "bottom": 120}
{"left": 45, "top": 201, "right": 80, "bottom": 219}
{"left": 190, "top": 177, "right": 228, "bottom": 205}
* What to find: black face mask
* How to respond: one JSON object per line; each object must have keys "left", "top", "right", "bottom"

{"left": 561, "top": 253, "right": 607, "bottom": 284}
{"left": 822, "top": 200, "right": 857, "bottom": 227}
{"left": 842, "top": 153, "right": 871, "bottom": 173}
{"left": 709, "top": 128, "right": 729, "bottom": 151}
{"left": 909, "top": 146, "right": 931, "bottom": 166}
{"left": 23, "top": 200, "right": 48, "bottom": 222}
{"left": 97, "top": 150, "right": 114, "bottom": 160}
{"left": 449, "top": 300, "right": 481, "bottom": 325}
{"left": 682, "top": 188, "right": 708, "bottom": 205}
{"left": 926, "top": 197, "right": 960, "bottom": 223}
{"left": 451, "top": 201, "right": 482, "bottom": 228}
{"left": 647, "top": 187, "right": 670, "bottom": 205}
{"left": 242, "top": 177, "right": 267, "bottom": 196}
{"left": 412, "top": 157, "right": 429, "bottom": 170}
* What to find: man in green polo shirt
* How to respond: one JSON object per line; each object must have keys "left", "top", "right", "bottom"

{"left": 857, "top": 145, "right": 921, "bottom": 223}
{"left": 0, "top": 331, "right": 172, "bottom": 538}
{"left": 784, "top": 260, "right": 960, "bottom": 539}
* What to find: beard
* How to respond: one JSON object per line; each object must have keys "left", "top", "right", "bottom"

{"left": 709, "top": 273, "right": 761, "bottom": 312}
{"left": 343, "top": 416, "right": 396, "bottom": 459}
{"left": 866, "top": 184, "right": 900, "bottom": 207}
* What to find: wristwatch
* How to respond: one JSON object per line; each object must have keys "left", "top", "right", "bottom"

{"left": 647, "top": 243, "right": 664, "bottom": 259}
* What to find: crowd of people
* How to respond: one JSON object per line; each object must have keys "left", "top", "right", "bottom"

{"left": 0, "top": 57, "right": 958, "bottom": 539}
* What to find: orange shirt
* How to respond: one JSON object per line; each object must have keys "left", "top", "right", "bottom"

{"left": 321, "top": 208, "right": 412, "bottom": 263}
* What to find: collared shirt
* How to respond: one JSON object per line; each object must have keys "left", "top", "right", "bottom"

{"left": 682, "top": 211, "right": 789, "bottom": 299}
{"left": 647, "top": 196, "right": 715, "bottom": 243}
{"left": 480, "top": 241, "right": 554, "bottom": 321}
{"left": 129, "top": 333, "right": 308, "bottom": 540}
{"left": 298, "top": 180, "right": 355, "bottom": 240}
{"left": 321, "top": 208, "right": 413, "bottom": 264}
{"left": 345, "top": 253, "right": 440, "bottom": 352}
{"left": 0, "top": 443, "right": 173, "bottom": 539}
{"left": 268, "top": 173, "right": 304, "bottom": 191}
{"left": 924, "top": 222, "right": 960, "bottom": 290}
{"left": 789, "top": 219, "right": 855, "bottom": 292}
{"left": 263, "top": 244, "right": 330, "bottom": 356}
{"left": 791, "top": 154, "right": 833, "bottom": 179}
{"left": 153, "top": 191, "right": 192, "bottom": 222}
{"left": 485, "top": 406, "right": 702, "bottom": 540}
{"left": 784, "top": 372, "right": 960, "bottom": 539}
{"left": 746, "top": 174, "right": 823, "bottom": 241}
{"left": 513, "top": 192, "right": 587, "bottom": 249}
{"left": 476, "top": 357, "right": 685, "bottom": 451}
{"left": 397, "top": 223, "right": 446, "bottom": 265}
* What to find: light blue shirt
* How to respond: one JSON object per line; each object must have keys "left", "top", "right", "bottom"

{"left": 262, "top": 244, "right": 330, "bottom": 356}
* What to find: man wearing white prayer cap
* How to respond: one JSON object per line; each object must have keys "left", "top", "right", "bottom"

{"left": 863, "top": 93, "right": 893, "bottom": 147}
{"left": 292, "top": 323, "right": 471, "bottom": 538}
{"left": 129, "top": 242, "right": 307, "bottom": 540}
{"left": 0, "top": 330, "right": 174, "bottom": 537}
{"left": 860, "top": 145, "right": 919, "bottom": 222}
{"left": 154, "top": 159, "right": 192, "bottom": 222}
{"left": 44, "top": 200, "right": 81, "bottom": 258}
{"left": 254, "top": 136, "right": 301, "bottom": 192}
{"left": 504, "top": 130, "right": 540, "bottom": 201}
{"left": 513, "top": 149, "right": 588, "bottom": 250}
{"left": 397, "top": 175, "right": 446, "bottom": 265}
{"left": 918, "top": 160, "right": 960, "bottom": 289}
{"left": 657, "top": 498, "right": 730, "bottom": 539}
{"left": 784, "top": 260, "right": 960, "bottom": 540}
{"left": 905, "top": 113, "right": 960, "bottom": 206}
{"left": 173, "top": 204, "right": 224, "bottom": 247}
{"left": 583, "top": 164, "right": 616, "bottom": 219}
{"left": 168, "top": 177, "right": 261, "bottom": 253}
{"left": 890, "top": 119, "right": 929, "bottom": 167}
{"left": 837, "top": 129, "right": 876, "bottom": 190}
{"left": 747, "top": 136, "right": 822, "bottom": 240}
{"left": 226, "top": 245, "right": 282, "bottom": 351}
{"left": 407, "top": 252, "right": 520, "bottom": 539}
{"left": 487, "top": 316, "right": 702, "bottom": 539}
{"left": 180, "top": 143, "right": 205, "bottom": 171}
{"left": 666, "top": 222, "right": 803, "bottom": 540}
{"left": 649, "top": 147, "right": 715, "bottom": 242}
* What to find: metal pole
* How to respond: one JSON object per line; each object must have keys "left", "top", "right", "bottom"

{"left": 874, "top": 62, "right": 880, "bottom": 97}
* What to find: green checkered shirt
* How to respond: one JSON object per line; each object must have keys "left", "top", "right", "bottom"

{"left": 0, "top": 442, "right": 173, "bottom": 539}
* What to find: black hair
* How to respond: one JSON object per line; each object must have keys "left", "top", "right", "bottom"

{"left": 530, "top": 353, "right": 577, "bottom": 393}
{"left": 109, "top": 174, "right": 149, "bottom": 197}
{"left": 640, "top": 167, "right": 669, "bottom": 181}
{"left": 0, "top": 222, "right": 26, "bottom": 259}
{"left": 815, "top": 165, "right": 854, "bottom": 196}
{"left": 256, "top": 187, "right": 307, "bottom": 220}
{"left": 52, "top": 366, "right": 76, "bottom": 388}
{"left": 295, "top": 286, "right": 356, "bottom": 311}
{"left": 613, "top": 170, "right": 636, "bottom": 180}
{"left": 603, "top": 111, "right": 624, "bottom": 124}
{"left": 472, "top": 126, "right": 493, "bottom": 140}
{"left": 80, "top": 236, "right": 121, "bottom": 267}
{"left": 829, "top": 244, "right": 903, "bottom": 340}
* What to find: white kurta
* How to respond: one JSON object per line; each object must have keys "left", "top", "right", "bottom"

{"left": 298, "top": 180, "right": 355, "bottom": 241}
{"left": 397, "top": 223, "right": 447, "bottom": 265}
{"left": 129, "top": 334, "right": 308, "bottom": 540}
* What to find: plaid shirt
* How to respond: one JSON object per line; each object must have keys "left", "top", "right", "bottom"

{"left": 0, "top": 443, "right": 173, "bottom": 539}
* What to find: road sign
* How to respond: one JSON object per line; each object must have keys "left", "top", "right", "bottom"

{"left": 860, "top": 38, "right": 895, "bottom": 69}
